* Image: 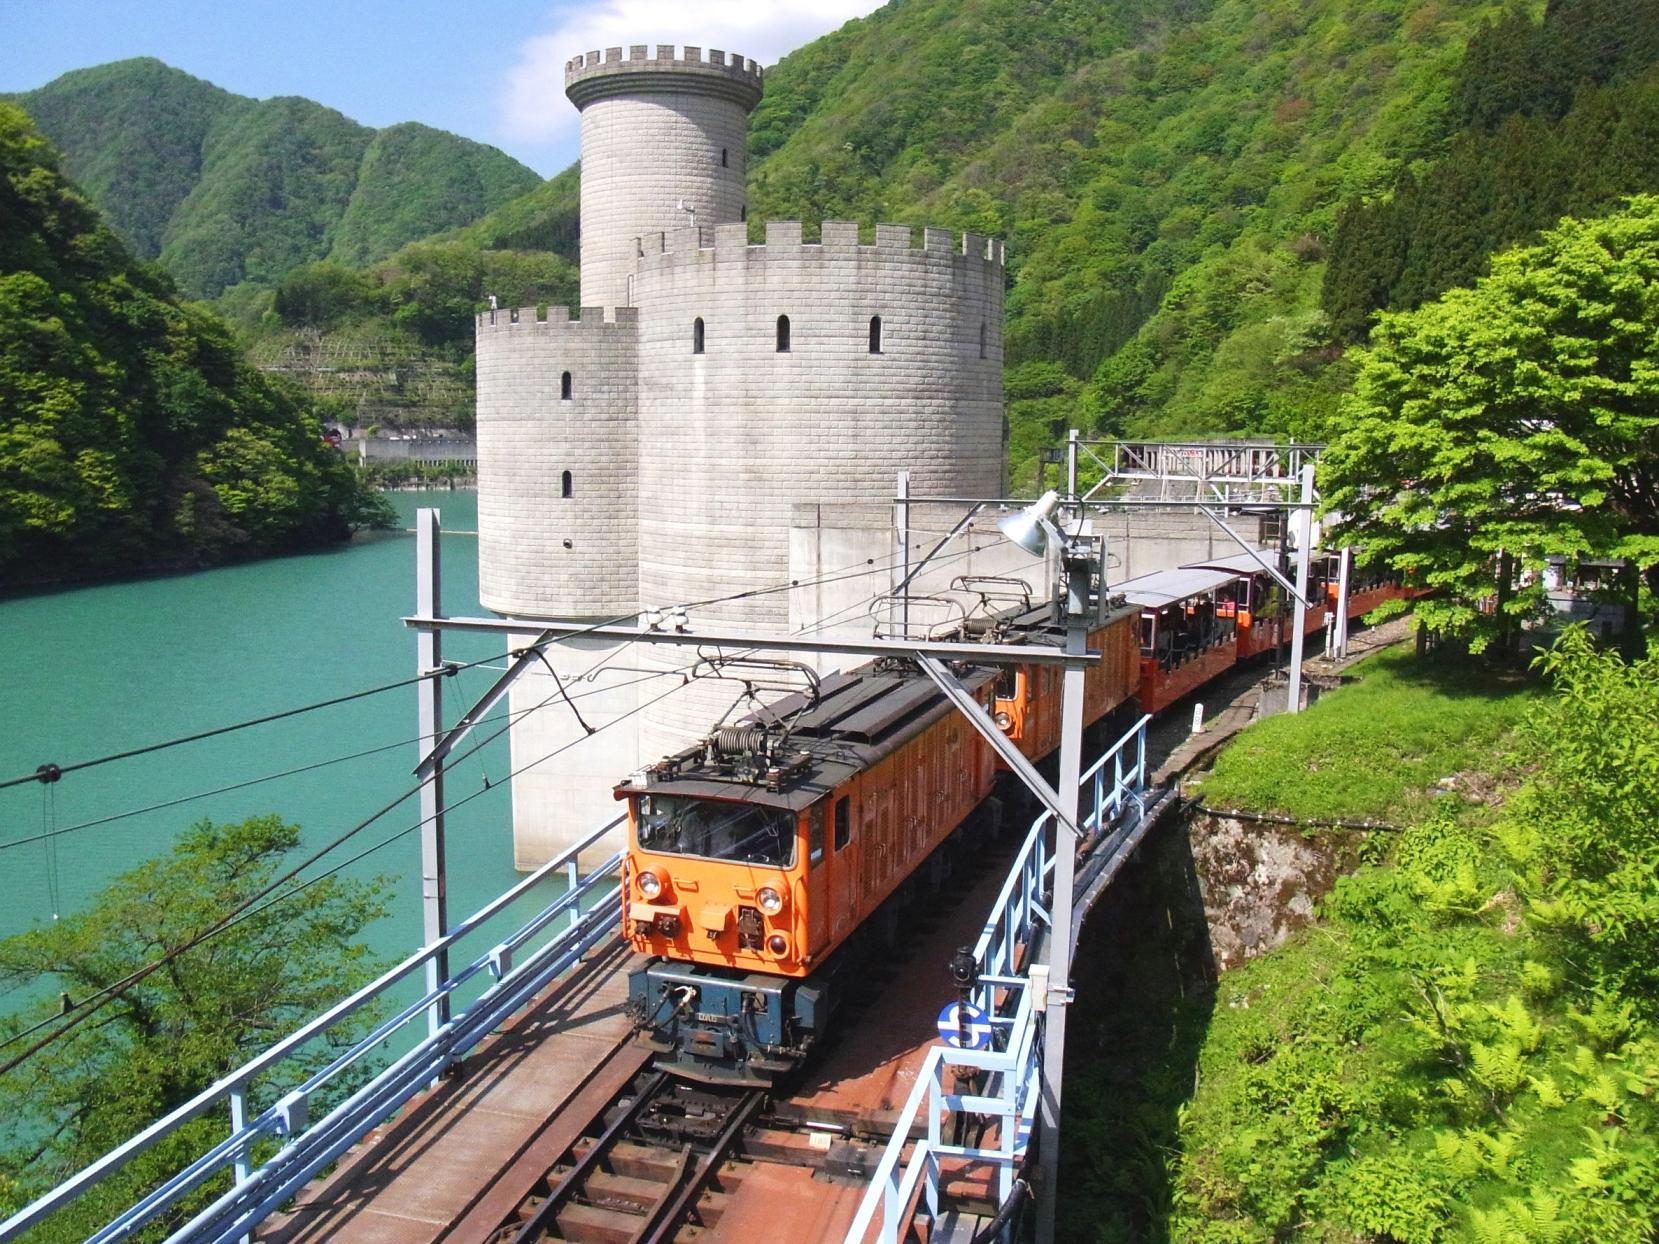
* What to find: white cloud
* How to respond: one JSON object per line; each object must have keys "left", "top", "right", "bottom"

{"left": 500, "top": 0, "right": 884, "bottom": 145}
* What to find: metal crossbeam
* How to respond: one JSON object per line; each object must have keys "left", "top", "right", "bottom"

{"left": 402, "top": 614, "right": 1101, "bottom": 667}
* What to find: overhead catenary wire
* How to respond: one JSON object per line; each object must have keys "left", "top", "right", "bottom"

{"left": 0, "top": 514, "right": 1028, "bottom": 1073}
{"left": 0, "top": 665, "right": 684, "bottom": 855}
{"left": 0, "top": 658, "right": 710, "bottom": 1077}
{"left": 0, "top": 524, "right": 990, "bottom": 798}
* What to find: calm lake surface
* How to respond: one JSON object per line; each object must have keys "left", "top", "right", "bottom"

{"left": 0, "top": 491, "right": 547, "bottom": 1009}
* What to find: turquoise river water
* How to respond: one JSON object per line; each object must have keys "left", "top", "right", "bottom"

{"left": 0, "top": 491, "right": 551, "bottom": 1014}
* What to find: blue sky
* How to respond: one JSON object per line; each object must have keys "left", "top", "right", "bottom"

{"left": 0, "top": 1, "right": 884, "bottom": 176}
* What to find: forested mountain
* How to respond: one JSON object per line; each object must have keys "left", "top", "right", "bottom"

{"left": 25, "top": 0, "right": 1656, "bottom": 471}
{"left": 0, "top": 105, "right": 388, "bottom": 584}
{"left": 1323, "top": 0, "right": 1659, "bottom": 338}
{"left": 6, "top": 59, "right": 540, "bottom": 298}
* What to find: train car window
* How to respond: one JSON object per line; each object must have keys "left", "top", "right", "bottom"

{"left": 833, "top": 796, "right": 850, "bottom": 850}
{"left": 634, "top": 795, "right": 795, "bottom": 867}
{"left": 809, "top": 803, "right": 826, "bottom": 867}
{"left": 994, "top": 667, "right": 1017, "bottom": 700}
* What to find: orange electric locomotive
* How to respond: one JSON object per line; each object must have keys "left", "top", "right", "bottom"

{"left": 616, "top": 600, "right": 1141, "bottom": 1085}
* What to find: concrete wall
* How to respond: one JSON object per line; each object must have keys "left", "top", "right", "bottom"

{"left": 627, "top": 222, "right": 1006, "bottom": 753}
{"left": 631, "top": 221, "right": 1006, "bottom": 631}
{"left": 1096, "top": 509, "right": 1270, "bottom": 583}
{"left": 503, "top": 632, "right": 642, "bottom": 871}
{"left": 474, "top": 306, "right": 639, "bottom": 618}
{"left": 565, "top": 46, "right": 760, "bottom": 309}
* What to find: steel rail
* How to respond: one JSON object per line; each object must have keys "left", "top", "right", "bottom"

{"left": 507, "top": 1071, "right": 672, "bottom": 1244}
{"left": 637, "top": 1089, "right": 765, "bottom": 1244}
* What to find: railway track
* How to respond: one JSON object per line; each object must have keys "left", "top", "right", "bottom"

{"left": 491, "top": 1070, "right": 766, "bottom": 1244}
{"left": 486, "top": 826, "right": 1024, "bottom": 1243}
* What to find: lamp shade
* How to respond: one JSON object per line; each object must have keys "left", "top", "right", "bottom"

{"left": 997, "top": 490, "right": 1060, "bottom": 557}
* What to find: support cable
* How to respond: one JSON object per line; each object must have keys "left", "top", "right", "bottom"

{"left": 0, "top": 665, "right": 701, "bottom": 1076}
{"left": 0, "top": 522, "right": 1022, "bottom": 1073}
{"left": 0, "top": 532, "right": 964, "bottom": 797}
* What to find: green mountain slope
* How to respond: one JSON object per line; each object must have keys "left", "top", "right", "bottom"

{"left": 3, "top": 58, "right": 233, "bottom": 259}
{"left": 0, "top": 103, "right": 387, "bottom": 583}
{"left": 432, "top": 0, "right": 1545, "bottom": 463}
{"left": 9, "top": 59, "right": 541, "bottom": 297}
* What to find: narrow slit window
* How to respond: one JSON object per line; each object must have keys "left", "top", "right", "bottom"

{"left": 868, "top": 315, "right": 882, "bottom": 354}
{"left": 776, "top": 314, "right": 791, "bottom": 353}
{"left": 740, "top": 205, "right": 747, "bottom": 222}
{"left": 692, "top": 317, "right": 705, "bottom": 354}
{"left": 721, "top": 148, "right": 729, "bottom": 168}
{"left": 561, "top": 470, "right": 573, "bottom": 499}
{"left": 978, "top": 323, "right": 987, "bottom": 360}
{"left": 560, "top": 371, "right": 572, "bottom": 400}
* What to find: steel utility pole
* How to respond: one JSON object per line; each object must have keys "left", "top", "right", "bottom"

{"left": 1333, "top": 546, "right": 1352, "bottom": 660}
{"left": 1286, "top": 463, "right": 1316, "bottom": 714}
{"left": 415, "top": 510, "right": 450, "bottom": 1038}
{"left": 1035, "top": 539, "right": 1091, "bottom": 1244}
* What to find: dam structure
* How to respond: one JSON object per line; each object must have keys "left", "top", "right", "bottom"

{"left": 474, "top": 43, "right": 1009, "bottom": 866}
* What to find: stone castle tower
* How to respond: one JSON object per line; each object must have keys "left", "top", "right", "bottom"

{"left": 474, "top": 44, "right": 1007, "bottom": 866}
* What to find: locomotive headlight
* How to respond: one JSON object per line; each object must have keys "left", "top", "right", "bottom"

{"left": 637, "top": 870, "right": 663, "bottom": 899}
{"left": 993, "top": 710, "right": 1013, "bottom": 730}
{"left": 767, "top": 933, "right": 789, "bottom": 956}
{"left": 757, "top": 886, "right": 783, "bottom": 915}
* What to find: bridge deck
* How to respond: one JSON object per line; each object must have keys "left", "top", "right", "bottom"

{"left": 264, "top": 938, "right": 639, "bottom": 1244}
{"left": 264, "top": 846, "right": 1018, "bottom": 1244}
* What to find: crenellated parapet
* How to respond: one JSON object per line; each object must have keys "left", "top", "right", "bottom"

{"left": 475, "top": 305, "right": 640, "bottom": 332}
{"left": 564, "top": 44, "right": 764, "bottom": 110}
{"left": 474, "top": 305, "right": 639, "bottom": 619}
{"left": 634, "top": 220, "right": 1007, "bottom": 270}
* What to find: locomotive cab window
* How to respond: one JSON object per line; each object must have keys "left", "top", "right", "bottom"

{"left": 833, "top": 795, "right": 851, "bottom": 850}
{"left": 994, "top": 667, "right": 1019, "bottom": 700}
{"left": 635, "top": 794, "right": 794, "bottom": 867}
{"left": 808, "top": 803, "right": 826, "bottom": 867}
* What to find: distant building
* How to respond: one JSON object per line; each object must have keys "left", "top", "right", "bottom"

{"left": 474, "top": 44, "right": 1008, "bottom": 866}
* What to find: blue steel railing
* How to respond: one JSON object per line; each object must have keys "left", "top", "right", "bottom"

{"left": 844, "top": 715, "right": 1151, "bottom": 1244}
{"left": 0, "top": 817, "right": 626, "bottom": 1244}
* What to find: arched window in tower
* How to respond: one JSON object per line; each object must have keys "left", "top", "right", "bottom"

{"left": 721, "top": 148, "right": 729, "bottom": 168}
{"left": 776, "top": 315, "right": 791, "bottom": 353}
{"left": 868, "top": 315, "right": 883, "bottom": 354}
{"left": 561, "top": 470, "right": 573, "bottom": 499}
{"left": 693, "top": 317, "right": 705, "bottom": 354}
{"left": 560, "top": 371, "right": 572, "bottom": 400}
{"left": 978, "top": 323, "right": 987, "bottom": 360}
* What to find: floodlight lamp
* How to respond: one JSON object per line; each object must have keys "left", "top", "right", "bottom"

{"left": 997, "top": 490, "right": 1061, "bottom": 557}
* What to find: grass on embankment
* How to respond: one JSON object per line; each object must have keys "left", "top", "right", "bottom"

{"left": 1189, "top": 644, "right": 1542, "bottom": 823}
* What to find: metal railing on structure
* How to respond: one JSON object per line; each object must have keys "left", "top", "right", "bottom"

{"left": 845, "top": 715, "right": 1152, "bottom": 1244}
{"left": 0, "top": 818, "right": 626, "bottom": 1244}
{"left": 1075, "top": 439, "right": 1323, "bottom": 505}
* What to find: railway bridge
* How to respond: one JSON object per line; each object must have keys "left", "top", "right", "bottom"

{"left": 2, "top": 448, "right": 1375, "bottom": 1244}
{"left": 0, "top": 713, "right": 1167, "bottom": 1244}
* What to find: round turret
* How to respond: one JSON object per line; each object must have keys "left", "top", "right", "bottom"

{"left": 565, "top": 45, "right": 763, "bottom": 309}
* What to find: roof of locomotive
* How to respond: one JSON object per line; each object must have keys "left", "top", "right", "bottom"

{"left": 615, "top": 662, "right": 998, "bottom": 812}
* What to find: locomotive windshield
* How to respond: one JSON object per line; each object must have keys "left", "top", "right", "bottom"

{"left": 634, "top": 795, "right": 796, "bottom": 867}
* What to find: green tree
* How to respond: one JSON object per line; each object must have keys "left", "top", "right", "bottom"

{"left": 1319, "top": 197, "right": 1659, "bottom": 648}
{"left": 0, "top": 103, "right": 388, "bottom": 581}
{"left": 0, "top": 816, "right": 387, "bottom": 1240}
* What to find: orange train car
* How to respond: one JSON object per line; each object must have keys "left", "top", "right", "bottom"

{"left": 1177, "top": 551, "right": 1332, "bottom": 659}
{"left": 988, "top": 602, "right": 1142, "bottom": 761}
{"left": 1320, "top": 555, "right": 1429, "bottom": 619}
{"left": 615, "top": 604, "right": 1143, "bottom": 1085}
{"left": 1117, "top": 567, "right": 1243, "bottom": 714}
{"left": 616, "top": 662, "right": 1004, "bottom": 1084}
